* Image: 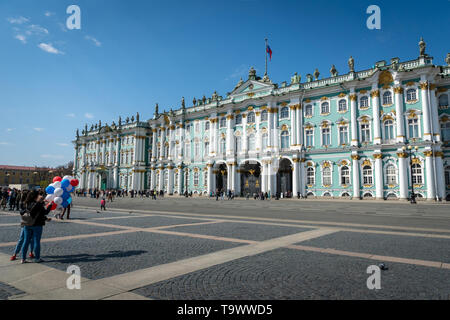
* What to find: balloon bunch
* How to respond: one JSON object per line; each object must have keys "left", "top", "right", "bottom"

{"left": 44, "top": 176, "right": 79, "bottom": 210}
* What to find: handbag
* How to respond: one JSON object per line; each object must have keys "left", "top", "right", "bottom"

{"left": 20, "top": 203, "right": 38, "bottom": 227}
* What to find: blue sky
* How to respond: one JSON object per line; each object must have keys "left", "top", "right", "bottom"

{"left": 0, "top": 0, "right": 449, "bottom": 167}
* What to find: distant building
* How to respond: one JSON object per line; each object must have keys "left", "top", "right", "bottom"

{"left": 73, "top": 40, "right": 450, "bottom": 201}
{"left": 0, "top": 165, "right": 71, "bottom": 189}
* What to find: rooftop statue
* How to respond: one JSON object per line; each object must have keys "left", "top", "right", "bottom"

{"left": 76, "top": 129, "right": 79, "bottom": 138}
{"left": 126, "top": 116, "right": 129, "bottom": 124}
{"left": 291, "top": 72, "right": 301, "bottom": 84}
{"left": 202, "top": 95, "right": 206, "bottom": 104}
{"left": 348, "top": 56, "right": 354, "bottom": 72}
{"left": 154, "top": 103, "right": 159, "bottom": 116}
{"left": 192, "top": 97, "right": 197, "bottom": 106}
{"left": 248, "top": 67, "right": 256, "bottom": 80}
{"left": 306, "top": 74, "right": 313, "bottom": 82}
{"left": 419, "top": 37, "right": 426, "bottom": 56}
{"left": 118, "top": 116, "right": 122, "bottom": 126}
{"left": 181, "top": 97, "right": 185, "bottom": 109}
{"left": 330, "top": 65, "right": 338, "bottom": 77}
{"left": 98, "top": 120, "right": 101, "bottom": 128}
{"left": 136, "top": 112, "right": 139, "bottom": 122}
{"left": 313, "top": 68, "right": 320, "bottom": 80}
{"left": 446, "top": 53, "right": 450, "bottom": 66}
{"left": 212, "top": 91, "right": 218, "bottom": 101}
{"left": 131, "top": 115, "right": 134, "bottom": 122}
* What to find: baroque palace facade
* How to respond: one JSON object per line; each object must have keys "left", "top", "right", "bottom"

{"left": 73, "top": 40, "right": 450, "bottom": 201}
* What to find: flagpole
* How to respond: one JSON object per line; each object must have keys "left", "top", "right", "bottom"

{"left": 265, "top": 38, "right": 268, "bottom": 76}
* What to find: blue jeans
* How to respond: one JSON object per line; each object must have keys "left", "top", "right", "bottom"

{"left": 13, "top": 227, "right": 34, "bottom": 256}
{"left": 22, "top": 226, "right": 43, "bottom": 260}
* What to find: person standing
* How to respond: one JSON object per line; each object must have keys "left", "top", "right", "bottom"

{"left": 20, "top": 190, "right": 51, "bottom": 263}
{"left": 60, "top": 202, "right": 71, "bottom": 220}
{"left": 100, "top": 197, "right": 106, "bottom": 211}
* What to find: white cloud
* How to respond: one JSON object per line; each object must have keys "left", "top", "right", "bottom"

{"left": 41, "top": 154, "right": 64, "bottom": 159}
{"left": 0, "top": 142, "right": 12, "bottom": 145}
{"left": 33, "top": 127, "right": 44, "bottom": 132}
{"left": 44, "top": 11, "right": 54, "bottom": 17}
{"left": 7, "top": 16, "right": 29, "bottom": 24}
{"left": 85, "top": 35, "right": 102, "bottom": 47}
{"left": 27, "top": 24, "right": 49, "bottom": 36}
{"left": 6, "top": 128, "right": 15, "bottom": 132}
{"left": 84, "top": 113, "right": 94, "bottom": 119}
{"left": 56, "top": 143, "right": 69, "bottom": 147}
{"left": 66, "top": 113, "right": 76, "bottom": 118}
{"left": 38, "top": 43, "right": 63, "bottom": 55}
{"left": 15, "top": 34, "right": 27, "bottom": 44}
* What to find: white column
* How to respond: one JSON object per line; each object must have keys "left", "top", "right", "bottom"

{"left": 261, "top": 162, "right": 266, "bottom": 193}
{"left": 352, "top": 155, "right": 360, "bottom": 199}
{"left": 151, "top": 129, "right": 157, "bottom": 161}
{"left": 350, "top": 92, "right": 358, "bottom": 146}
{"left": 267, "top": 161, "right": 273, "bottom": 195}
{"left": 420, "top": 81, "right": 432, "bottom": 141}
{"left": 435, "top": 152, "right": 445, "bottom": 200}
{"left": 168, "top": 166, "right": 174, "bottom": 194}
{"left": 159, "top": 128, "right": 166, "bottom": 160}
{"left": 297, "top": 105, "right": 303, "bottom": 147}
{"left": 95, "top": 138, "right": 100, "bottom": 163}
{"left": 430, "top": 85, "right": 441, "bottom": 142}
{"left": 177, "top": 167, "right": 183, "bottom": 194}
{"left": 299, "top": 159, "right": 305, "bottom": 196}
{"left": 398, "top": 152, "right": 408, "bottom": 200}
{"left": 209, "top": 118, "right": 215, "bottom": 156}
{"left": 272, "top": 108, "right": 279, "bottom": 152}
{"left": 256, "top": 112, "right": 262, "bottom": 152}
{"left": 207, "top": 164, "right": 213, "bottom": 194}
{"left": 290, "top": 105, "right": 296, "bottom": 147}
{"left": 231, "top": 164, "right": 236, "bottom": 193}
{"left": 374, "top": 153, "right": 383, "bottom": 199}
{"left": 158, "top": 168, "right": 164, "bottom": 191}
{"left": 292, "top": 159, "right": 299, "bottom": 196}
{"left": 226, "top": 114, "right": 234, "bottom": 156}
{"left": 168, "top": 123, "right": 175, "bottom": 160}
{"left": 267, "top": 108, "right": 274, "bottom": 151}
{"left": 235, "top": 167, "right": 240, "bottom": 195}
{"left": 242, "top": 114, "right": 248, "bottom": 152}
{"left": 150, "top": 168, "right": 156, "bottom": 190}
{"left": 394, "top": 86, "right": 406, "bottom": 143}
{"left": 371, "top": 88, "right": 381, "bottom": 144}
{"left": 424, "top": 150, "right": 436, "bottom": 200}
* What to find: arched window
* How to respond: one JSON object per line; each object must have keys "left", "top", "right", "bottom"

{"left": 280, "top": 131, "right": 290, "bottom": 149}
{"left": 247, "top": 134, "right": 256, "bottom": 151}
{"left": 322, "top": 167, "right": 331, "bottom": 185}
{"left": 321, "top": 102, "right": 330, "bottom": 114}
{"left": 383, "top": 91, "right": 392, "bottom": 105}
{"left": 306, "top": 167, "right": 315, "bottom": 185}
{"left": 362, "top": 165, "right": 373, "bottom": 185}
{"left": 439, "top": 94, "right": 449, "bottom": 108}
{"left": 262, "top": 133, "right": 268, "bottom": 150}
{"left": 247, "top": 112, "right": 255, "bottom": 123}
{"left": 305, "top": 129, "right": 314, "bottom": 147}
{"left": 220, "top": 138, "right": 226, "bottom": 154}
{"left": 204, "top": 142, "right": 209, "bottom": 156}
{"left": 280, "top": 107, "right": 289, "bottom": 119}
{"left": 441, "top": 121, "right": 450, "bottom": 141}
{"left": 341, "top": 166, "right": 350, "bottom": 185}
{"left": 235, "top": 136, "right": 241, "bottom": 152}
{"left": 411, "top": 163, "right": 423, "bottom": 184}
{"left": 338, "top": 99, "right": 347, "bottom": 112}
{"left": 383, "top": 120, "right": 395, "bottom": 142}
{"left": 406, "top": 89, "right": 417, "bottom": 102}
{"left": 193, "top": 171, "right": 199, "bottom": 185}
{"left": 235, "top": 114, "right": 242, "bottom": 125}
{"left": 408, "top": 117, "right": 419, "bottom": 138}
{"left": 386, "top": 164, "right": 397, "bottom": 185}
{"left": 219, "top": 117, "right": 226, "bottom": 128}
{"left": 360, "top": 96, "right": 369, "bottom": 108}
{"left": 205, "top": 121, "right": 210, "bottom": 131}
{"left": 305, "top": 104, "right": 313, "bottom": 117}
{"left": 261, "top": 110, "right": 268, "bottom": 121}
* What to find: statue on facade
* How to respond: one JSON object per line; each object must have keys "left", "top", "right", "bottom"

{"left": 248, "top": 66, "right": 256, "bottom": 80}
{"left": 291, "top": 72, "right": 301, "bottom": 84}
{"left": 330, "top": 65, "right": 338, "bottom": 77}
{"left": 419, "top": 37, "right": 426, "bottom": 56}
{"left": 306, "top": 74, "right": 313, "bottom": 82}
{"left": 126, "top": 116, "right": 129, "bottom": 124}
{"left": 181, "top": 97, "right": 185, "bottom": 109}
{"left": 76, "top": 129, "right": 79, "bottom": 138}
{"left": 131, "top": 115, "right": 134, "bottom": 122}
{"left": 90, "top": 124, "right": 94, "bottom": 131}
{"left": 446, "top": 53, "right": 450, "bottom": 66}
{"left": 94, "top": 123, "right": 98, "bottom": 130}
{"left": 313, "top": 68, "right": 320, "bottom": 80}
{"left": 154, "top": 103, "right": 159, "bottom": 117}
{"left": 118, "top": 116, "right": 122, "bottom": 126}
{"left": 202, "top": 95, "right": 206, "bottom": 104}
{"left": 82, "top": 129, "right": 85, "bottom": 135}
{"left": 193, "top": 97, "right": 197, "bottom": 106}
{"left": 212, "top": 91, "right": 218, "bottom": 101}
{"left": 348, "top": 56, "right": 354, "bottom": 72}
{"left": 136, "top": 112, "right": 140, "bottom": 122}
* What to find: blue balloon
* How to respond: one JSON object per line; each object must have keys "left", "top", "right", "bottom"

{"left": 61, "top": 200, "right": 68, "bottom": 208}
{"left": 61, "top": 179, "right": 70, "bottom": 188}
{"left": 67, "top": 197, "right": 72, "bottom": 204}
{"left": 61, "top": 192, "right": 70, "bottom": 200}
{"left": 45, "top": 186, "right": 55, "bottom": 194}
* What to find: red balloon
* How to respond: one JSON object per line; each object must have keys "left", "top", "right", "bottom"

{"left": 70, "top": 179, "right": 79, "bottom": 187}
{"left": 53, "top": 176, "right": 62, "bottom": 183}
{"left": 50, "top": 202, "right": 57, "bottom": 211}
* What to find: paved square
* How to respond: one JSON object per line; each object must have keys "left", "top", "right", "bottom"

{"left": 0, "top": 197, "right": 449, "bottom": 300}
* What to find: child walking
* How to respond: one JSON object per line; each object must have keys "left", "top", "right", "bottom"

{"left": 100, "top": 197, "right": 106, "bottom": 211}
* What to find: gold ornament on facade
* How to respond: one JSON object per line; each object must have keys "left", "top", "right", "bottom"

{"left": 359, "top": 90, "right": 368, "bottom": 94}
{"left": 322, "top": 162, "right": 330, "bottom": 168}
{"left": 320, "top": 96, "right": 329, "bottom": 101}
{"left": 437, "top": 87, "right": 448, "bottom": 93}
{"left": 370, "top": 90, "right": 380, "bottom": 98}
{"left": 349, "top": 94, "right": 357, "bottom": 101}
{"left": 280, "top": 102, "right": 288, "bottom": 107}
{"left": 419, "top": 82, "right": 429, "bottom": 90}
{"left": 372, "top": 153, "right": 383, "bottom": 159}
{"left": 338, "top": 92, "right": 346, "bottom": 98}
{"left": 304, "top": 99, "right": 311, "bottom": 103}
{"left": 393, "top": 87, "right": 404, "bottom": 94}
{"left": 423, "top": 150, "right": 433, "bottom": 157}
{"left": 362, "top": 159, "right": 371, "bottom": 166}
{"left": 378, "top": 70, "right": 393, "bottom": 86}
{"left": 247, "top": 92, "right": 255, "bottom": 98}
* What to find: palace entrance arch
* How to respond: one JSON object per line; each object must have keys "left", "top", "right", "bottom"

{"left": 240, "top": 160, "right": 261, "bottom": 196}
{"left": 277, "top": 158, "right": 292, "bottom": 197}
{"left": 215, "top": 163, "right": 227, "bottom": 192}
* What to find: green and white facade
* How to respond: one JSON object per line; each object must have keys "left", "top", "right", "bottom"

{"left": 73, "top": 46, "right": 450, "bottom": 201}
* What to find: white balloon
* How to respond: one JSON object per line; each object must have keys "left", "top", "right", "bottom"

{"left": 62, "top": 175, "right": 71, "bottom": 181}
{"left": 54, "top": 197, "right": 63, "bottom": 205}
{"left": 54, "top": 188, "right": 64, "bottom": 197}
{"left": 45, "top": 194, "right": 55, "bottom": 202}
{"left": 53, "top": 181, "right": 61, "bottom": 189}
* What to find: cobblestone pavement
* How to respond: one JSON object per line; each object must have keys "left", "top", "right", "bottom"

{"left": 0, "top": 197, "right": 449, "bottom": 300}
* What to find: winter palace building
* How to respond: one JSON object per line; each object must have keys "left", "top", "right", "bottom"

{"left": 73, "top": 40, "right": 450, "bottom": 201}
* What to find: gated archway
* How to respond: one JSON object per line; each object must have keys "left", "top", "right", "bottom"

{"left": 277, "top": 158, "right": 292, "bottom": 197}
{"left": 240, "top": 160, "right": 261, "bottom": 196}
{"left": 215, "top": 163, "right": 227, "bottom": 193}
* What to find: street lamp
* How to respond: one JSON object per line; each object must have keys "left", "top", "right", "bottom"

{"left": 402, "top": 145, "right": 419, "bottom": 204}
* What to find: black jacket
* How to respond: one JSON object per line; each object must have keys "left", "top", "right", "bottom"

{"left": 22, "top": 201, "right": 51, "bottom": 226}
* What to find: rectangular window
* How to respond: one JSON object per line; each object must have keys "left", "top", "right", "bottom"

{"left": 306, "top": 130, "right": 314, "bottom": 147}
{"left": 322, "top": 128, "right": 330, "bottom": 146}
{"left": 361, "top": 124, "right": 371, "bottom": 142}
{"left": 408, "top": 119, "right": 419, "bottom": 138}
{"left": 339, "top": 126, "right": 348, "bottom": 145}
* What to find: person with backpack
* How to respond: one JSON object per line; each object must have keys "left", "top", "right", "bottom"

{"left": 20, "top": 190, "right": 52, "bottom": 263}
